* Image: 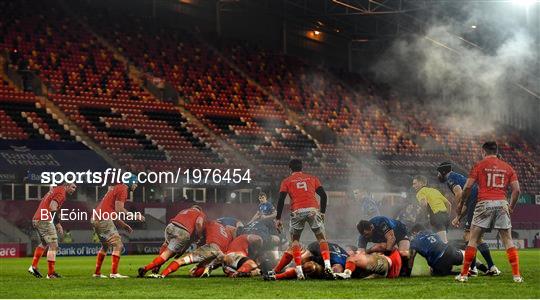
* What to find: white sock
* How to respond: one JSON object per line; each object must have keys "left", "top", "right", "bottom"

{"left": 324, "top": 259, "right": 331, "bottom": 269}
{"left": 296, "top": 265, "right": 303, "bottom": 274}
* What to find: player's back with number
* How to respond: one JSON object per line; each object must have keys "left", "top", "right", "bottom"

{"left": 280, "top": 172, "right": 321, "bottom": 210}
{"left": 471, "top": 156, "right": 517, "bottom": 200}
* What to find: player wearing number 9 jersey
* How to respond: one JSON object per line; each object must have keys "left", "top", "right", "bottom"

{"left": 273, "top": 159, "right": 331, "bottom": 280}
{"left": 456, "top": 141, "right": 523, "bottom": 283}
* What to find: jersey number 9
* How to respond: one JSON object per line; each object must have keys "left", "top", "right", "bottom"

{"left": 296, "top": 181, "right": 308, "bottom": 191}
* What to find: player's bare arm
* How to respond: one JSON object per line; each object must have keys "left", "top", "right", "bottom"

{"left": 509, "top": 180, "right": 521, "bottom": 214}
{"left": 384, "top": 229, "right": 397, "bottom": 252}
{"left": 456, "top": 178, "right": 475, "bottom": 223}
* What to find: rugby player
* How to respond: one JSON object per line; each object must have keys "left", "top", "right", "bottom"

{"left": 455, "top": 141, "right": 523, "bottom": 283}
{"left": 437, "top": 162, "right": 500, "bottom": 275}
{"left": 409, "top": 224, "right": 487, "bottom": 276}
{"left": 222, "top": 234, "right": 263, "bottom": 277}
{"left": 158, "top": 219, "right": 232, "bottom": 278}
{"left": 273, "top": 159, "right": 330, "bottom": 279}
{"left": 412, "top": 175, "right": 452, "bottom": 243}
{"left": 28, "top": 183, "right": 77, "bottom": 279}
{"left": 264, "top": 242, "right": 348, "bottom": 280}
{"left": 137, "top": 205, "right": 206, "bottom": 278}
{"left": 92, "top": 177, "right": 144, "bottom": 278}
{"left": 334, "top": 247, "right": 402, "bottom": 279}
{"left": 249, "top": 192, "right": 276, "bottom": 223}
{"left": 356, "top": 216, "right": 411, "bottom": 276}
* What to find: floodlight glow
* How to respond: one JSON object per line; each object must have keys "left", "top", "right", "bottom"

{"left": 512, "top": 0, "right": 537, "bottom": 6}
{"left": 314, "top": 30, "right": 321, "bottom": 35}
{"left": 471, "top": 25, "right": 477, "bottom": 29}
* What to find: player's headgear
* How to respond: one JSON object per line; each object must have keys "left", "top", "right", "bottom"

{"left": 437, "top": 162, "right": 452, "bottom": 176}
{"left": 125, "top": 174, "right": 138, "bottom": 188}
{"left": 191, "top": 205, "right": 203, "bottom": 211}
{"left": 288, "top": 159, "right": 302, "bottom": 172}
{"left": 482, "top": 141, "right": 498, "bottom": 155}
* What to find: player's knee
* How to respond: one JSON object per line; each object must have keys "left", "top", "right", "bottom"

{"left": 49, "top": 243, "right": 58, "bottom": 251}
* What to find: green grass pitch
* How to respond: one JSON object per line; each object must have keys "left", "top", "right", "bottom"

{"left": 1, "top": 250, "right": 539, "bottom": 298}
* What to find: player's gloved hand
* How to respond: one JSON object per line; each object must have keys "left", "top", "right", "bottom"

{"left": 451, "top": 217, "right": 460, "bottom": 228}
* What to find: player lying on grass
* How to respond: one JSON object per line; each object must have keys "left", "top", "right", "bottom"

{"left": 356, "top": 216, "right": 411, "bottom": 276}
{"left": 455, "top": 141, "right": 523, "bottom": 283}
{"left": 412, "top": 175, "right": 452, "bottom": 243}
{"left": 156, "top": 220, "right": 234, "bottom": 278}
{"left": 437, "top": 162, "right": 500, "bottom": 276}
{"left": 334, "top": 246, "right": 402, "bottom": 279}
{"left": 92, "top": 177, "right": 145, "bottom": 279}
{"left": 263, "top": 241, "right": 348, "bottom": 280}
{"left": 28, "top": 183, "right": 77, "bottom": 279}
{"left": 137, "top": 205, "right": 205, "bottom": 278}
{"left": 409, "top": 224, "right": 487, "bottom": 276}
{"left": 204, "top": 234, "right": 263, "bottom": 278}
{"left": 240, "top": 218, "right": 283, "bottom": 262}
{"left": 274, "top": 159, "right": 331, "bottom": 280}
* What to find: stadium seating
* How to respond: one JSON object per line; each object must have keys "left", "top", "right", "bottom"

{"left": 0, "top": 0, "right": 537, "bottom": 194}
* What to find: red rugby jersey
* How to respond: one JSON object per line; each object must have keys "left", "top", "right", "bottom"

{"left": 33, "top": 186, "right": 67, "bottom": 221}
{"left": 279, "top": 171, "right": 322, "bottom": 211}
{"left": 469, "top": 156, "right": 518, "bottom": 201}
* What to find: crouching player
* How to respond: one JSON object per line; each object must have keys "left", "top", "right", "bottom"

{"left": 92, "top": 178, "right": 144, "bottom": 279}
{"left": 334, "top": 247, "right": 402, "bottom": 279}
{"left": 138, "top": 205, "right": 205, "bottom": 277}
{"left": 264, "top": 241, "right": 348, "bottom": 280}
{"left": 356, "top": 216, "right": 411, "bottom": 276}
{"left": 28, "top": 183, "right": 77, "bottom": 279}
{"left": 221, "top": 234, "right": 263, "bottom": 277}
{"left": 159, "top": 220, "right": 233, "bottom": 278}
{"left": 409, "top": 224, "right": 487, "bottom": 276}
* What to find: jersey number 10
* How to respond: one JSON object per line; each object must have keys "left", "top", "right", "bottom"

{"left": 486, "top": 173, "right": 505, "bottom": 188}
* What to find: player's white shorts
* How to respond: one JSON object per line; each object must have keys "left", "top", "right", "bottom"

{"left": 290, "top": 208, "right": 325, "bottom": 236}
{"left": 471, "top": 200, "right": 511, "bottom": 230}
{"left": 165, "top": 223, "right": 191, "bottom": 253}
{"left": 32, "top": 220, "right": 58, "bottom": 244}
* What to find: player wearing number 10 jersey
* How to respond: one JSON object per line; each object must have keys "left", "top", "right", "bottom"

{"left": 455, "top": 141, "right": 523, "bottom": 283}
{"left": 272, "top": 159, "right": 331, "bottom": 280}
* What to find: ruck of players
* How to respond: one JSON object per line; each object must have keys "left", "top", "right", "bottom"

{"left": 28, "top": 141, "right": 523, "bottom": 283}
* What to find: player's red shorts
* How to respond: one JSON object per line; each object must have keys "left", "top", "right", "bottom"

{"left": 386, "top": 250, "right": 402, "bottom": 279}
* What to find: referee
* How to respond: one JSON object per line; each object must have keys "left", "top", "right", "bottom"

{"left": 412, "top": 175, "right": 452, "bottom": 243}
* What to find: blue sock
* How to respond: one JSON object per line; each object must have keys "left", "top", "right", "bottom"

{"left": 478, "top": 242, "right": 494, "bottom": 268}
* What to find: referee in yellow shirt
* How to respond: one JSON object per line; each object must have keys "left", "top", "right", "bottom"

{"left": 412, "top": 175, "right": 452, "bottom": 243}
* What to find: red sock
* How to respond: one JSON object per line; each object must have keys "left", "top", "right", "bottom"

{"left": 95, "top": 251, "right": 106, "bottom": 275}
{"left": 144, "top": 256, "right": 166, "bottom": 272}
{"left": 461, "top": 246, "right": 477, "bottom": 276}
{"left": 320, "top": 241, "right": 330, "bottom": 262}
{"left": 47, "top": 260, "right": 55, "bottom": 275}
{"left": 506, "top": 247, "right": 520, "bottom": 276}
{"left": 32, "top": 246, "right": 46, "bottom": 268}
{"left": 161, "top": 261, "right": 180, "bottom": 277}
{"left": 276, "top": 268, "right": 297, "bottom": 280}
{"left": 111, "top": 255, "right": 120, "bottom": 274}
{"left": 274, "top": 252, "right": 293, "bottom": 273}
{"left": 291, "top": 244, "right": 302, "bottom": 266}
{"left": 345, "top": 260, "right": 357, "bottom": 273}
